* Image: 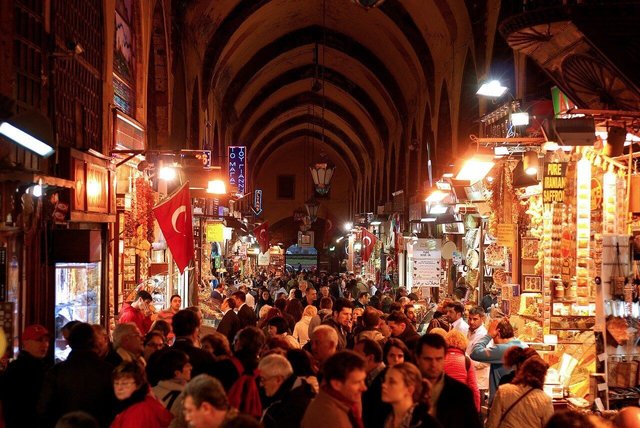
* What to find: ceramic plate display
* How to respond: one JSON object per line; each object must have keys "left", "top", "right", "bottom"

{"left": 466, "top": 249, "right": 480, "bottom": 269}
{"left": 484, "top": 243, "right": 504, "bottom": 266}
{"left": 442, "top": 241, "right": 457, "bottom": 260}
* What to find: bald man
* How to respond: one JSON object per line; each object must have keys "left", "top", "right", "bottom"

{"left": 614, "top": 406, "right": 640, "bottom": 428}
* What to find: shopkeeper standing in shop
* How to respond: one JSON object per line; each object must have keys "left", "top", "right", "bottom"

{"left": 119, "top": 290, "right": 154, "bottom": 335}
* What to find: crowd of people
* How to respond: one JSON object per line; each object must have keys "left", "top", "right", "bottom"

{"left": 1, "top": 270, "right": 639, "bottom": 428}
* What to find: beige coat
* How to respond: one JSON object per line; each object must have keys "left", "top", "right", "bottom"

{"left": 301, "top": 389, "right": 357, "bottom": 428}
{"left": 486, "top": 384, "right": 553, "bottom": 428}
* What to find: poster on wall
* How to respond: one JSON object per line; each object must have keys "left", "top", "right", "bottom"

{"left": 412, "top": 239, "right": 441, "bottom": 287}
{"left": 228, "top": 146, "right": 247, "bottom": 195}
{"left": 542, "top": 161, "right": 567, "bottom": 210}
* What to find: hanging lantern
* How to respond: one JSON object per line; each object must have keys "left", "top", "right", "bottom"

{"left": 305, "top": 197, "right": 319, "bottom": 223}
{"left": 309, "top": 154, "right": 335, "bottom": 195}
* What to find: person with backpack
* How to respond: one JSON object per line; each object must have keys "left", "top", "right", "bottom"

{"left": 151, "top": 349, "right": 192, "bottom": 417}
{"left": 208, "top": 326, "right": 266, "bottom": 420}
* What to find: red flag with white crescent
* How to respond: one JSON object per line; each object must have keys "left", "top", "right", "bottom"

{"left": 361, "top": 228, "right": 378, "bottom": 262}
{"left": 152, "top": 182, "right": 194, "bottom": 273}
{"left": 254, "top": 221, "right": 270, "bottom": 253}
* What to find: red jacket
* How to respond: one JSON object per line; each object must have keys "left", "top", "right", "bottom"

{"left": 444, "top": 347, "right": 480, "bottom": 410}
{"left": 119, "top": 302, "right": 152, "bottom": 334}
{"left": 111, "top": 395, "right": 173, "bottom": 428}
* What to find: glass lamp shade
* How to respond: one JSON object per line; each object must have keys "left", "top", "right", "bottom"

{"left": 309, "top": 161, "right": 335, "bottom": 195}
{"left": 305, "top": 197, "right": 319, "bottom": 223}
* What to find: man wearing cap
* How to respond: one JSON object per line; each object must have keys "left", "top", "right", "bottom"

{"left": 0, "top": 324, "right": 51, "bottom": 428}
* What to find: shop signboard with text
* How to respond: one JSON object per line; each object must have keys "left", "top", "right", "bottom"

{"left": 543, "top": 161, "right": 567, "bottom": 210}
{"left": 228, "top": 146, "right": 247, "bottom": 195}
{"left": 411, "top": 239, "right": 441, "bottom": 287}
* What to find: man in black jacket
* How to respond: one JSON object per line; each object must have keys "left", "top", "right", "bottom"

{"left": 354, "top": 338, "right": 389, "bottom": 428}
{"left": 37, "top": 323, "right": 115, "bottom": 428}
{"left": 1, "top": 324, "right": 51, "bottom": 428}
{"left": 232, "top": 290, "right": 257, "bottom": 328}
{"left": 415, "top": 333, "right": 481, "bottom": 428}
{"left": 170, "top": 309, "right": 216, "bottom": 378}
{"left": 217, "top": 297, "right": 241, "bottom": 344}
{"left": 258, "top": 353, "right": 316, "bottom": 428}
{"left": 387, "top": 310, "right": 420, "bottom": 350}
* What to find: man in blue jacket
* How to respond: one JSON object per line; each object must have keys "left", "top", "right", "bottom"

{"left": 470, "top": 318, "right": 527, "bottom": 402}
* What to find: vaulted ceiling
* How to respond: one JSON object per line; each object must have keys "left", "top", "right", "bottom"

{"left": 180, "top": 0, "right": 499, "bottom": 210}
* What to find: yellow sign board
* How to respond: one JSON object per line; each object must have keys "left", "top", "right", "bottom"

{"left": 496, "top": 223, "right": 515, "bottom": 248}
{"left": 205, "top": 223, "right": 224, "bottom": 242}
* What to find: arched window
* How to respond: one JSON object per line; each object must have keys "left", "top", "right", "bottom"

{"left": 113, "top": 0, "right": 135, "bottom": 116}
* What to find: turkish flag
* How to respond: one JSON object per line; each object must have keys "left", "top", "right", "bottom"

{"left": 153, "top": 182, "right": 194, "bottom": 273}
{"left": 254, "top": 221, "right": 270, "bottom": 253}
{"left": 361, "top": 228, "right": 378, "bottom": 262}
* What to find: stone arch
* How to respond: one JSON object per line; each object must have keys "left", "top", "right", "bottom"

{"left": 190, "top": 78, "right": 200, "bottom": 149}
{"left": 436, "top": 83, "right": 452, "bottom": 179}
{"left": 421, "top": 103, "right": 435, "bottom": 188}
{"left": 408, "top": 121, "right": 419, "bottom": 196}
{"left": 457, "top": 49, "right": 479, "bottom": 157}
{"left": 171, "top": 46, "right": 188, "bottom": 150}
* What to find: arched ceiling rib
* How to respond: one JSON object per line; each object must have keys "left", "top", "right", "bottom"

{"left": 219, "top": 26, "right": 408, "bottom": 123}
{"left": 250, "top": 114, "right": 368, "bottom": 171}
{"left": 181, "top": 0, "right": 485, "bottom": 208}
{"left": 237, "top": 81, "right": 383, "bottom": 150}
{"left": 235, "top": 70, "right": 389, "bottom": 144}
{"left": 253, "top": 129, "right": 362, "bottom": 183}
{"left": 248, "top": 107, "right": 371, "bottom": 172}
{"left": 239, "top": 92, "right": 377, "bottom": 159}
{"left": 233, "top": 46, "right": 402, "bottom": 125}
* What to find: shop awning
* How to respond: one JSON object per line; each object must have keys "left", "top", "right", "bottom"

{"left": 0, "top": 171, "right": 75, "bottom": 188}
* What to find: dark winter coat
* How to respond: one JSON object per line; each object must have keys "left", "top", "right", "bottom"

{"left": 0, "top": 350, "right": 51, "bottom": 428}
{"left": 37, "top": 349, "right": 116, "bottom": 428}
{"left": 261, "top": 375, "right": 316, "bottom": 428}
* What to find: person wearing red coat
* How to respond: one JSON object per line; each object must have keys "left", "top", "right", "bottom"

{"left": 111, "top": 362, "right": 173, "bottom": 428}
{"left": 444, "top": 330, "right": 480, "bottom": 411}
{"left": 119, "top": 290, "right": 154, "bottom": 335}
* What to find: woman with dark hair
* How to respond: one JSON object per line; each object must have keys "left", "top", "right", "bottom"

{"left": 383, "top": 338, "right": 412, "bottom": 367}
{"left": 255, "top": 288, "right": 274, "bottom": 317}
{"left": 258, "top": 307, "right": 283, "bottom": 331}
{"left": 499, "top": 346, "right": 539, "bottom": 386}
{"left": 151, "top": 349, "right": 192, "bottom": 416}
{"left": 111, "top": 362, "right": 173, "bottom": 427}
{"left": 274, "top": 298, "right": 296, "bottom": 332}
{"left": 201, "top": 332, "right": 232, "bottom": 360}
{"left": 381, "top": 362, "right": 441, "bottom": 428}
{"left": 284, "top": 298, "right": 304, "bottom": 324}
{"left": 486, "top": 357, "right": 553, "bottom": 428}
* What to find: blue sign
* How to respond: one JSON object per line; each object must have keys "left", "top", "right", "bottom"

{"left": 253, "top": 189, "right": 263, "bottom": 215}
{"left": 228, "top": 146, "right": 246, "bottom": 195}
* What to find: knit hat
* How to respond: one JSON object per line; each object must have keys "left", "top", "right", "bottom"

{"left": 23, "top": 324, "right": 49, "bottom": 341}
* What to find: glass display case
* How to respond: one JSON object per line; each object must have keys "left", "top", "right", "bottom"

{"left": 54, "top": 262, "right": 101, "bottom": 361}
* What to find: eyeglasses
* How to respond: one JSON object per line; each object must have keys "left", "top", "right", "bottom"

{"left": 259, "top": 376, "right": 279, "bottom": 385}
{"left": 114, "top": 380, "right": 136, "bottom": 388}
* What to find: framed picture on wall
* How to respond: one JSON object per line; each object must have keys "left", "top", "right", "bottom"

{"left": 523, "top": 275, "right": 543, "bottom": 292}
{"left": 443, "top": 222, "right": 465, "bottom": 234}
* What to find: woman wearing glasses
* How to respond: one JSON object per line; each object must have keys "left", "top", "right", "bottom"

{"left": 111, "top": 362, "right": 173, "bottom": 428}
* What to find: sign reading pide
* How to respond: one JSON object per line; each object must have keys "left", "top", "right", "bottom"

{"left": 543, "top": 161, "right": 567, "bottom": 208}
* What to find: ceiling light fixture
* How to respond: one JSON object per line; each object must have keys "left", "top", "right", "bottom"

{"left": 476, "top": 80, "right": 508, "bottom": 98}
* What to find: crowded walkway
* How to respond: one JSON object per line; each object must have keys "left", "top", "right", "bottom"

{"left": 1, "top": 270, "right": 638, "bottom": 428}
